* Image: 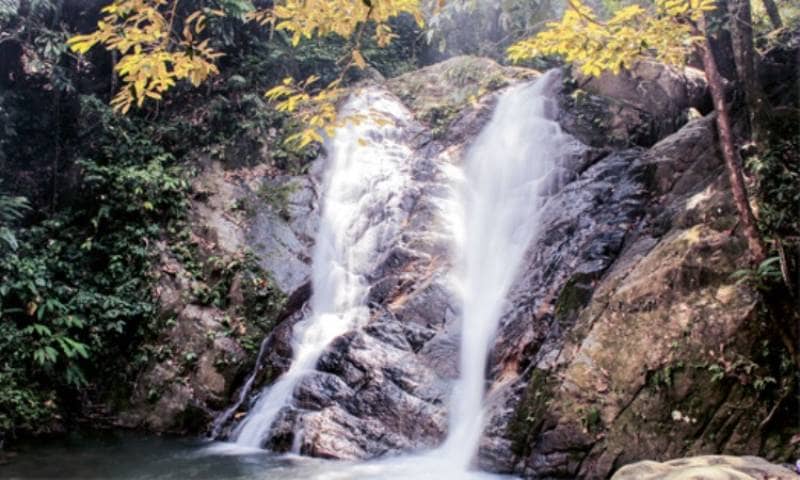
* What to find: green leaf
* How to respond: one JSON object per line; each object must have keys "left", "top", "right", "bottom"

{"left": 31, "top": 324, "right": 53, "bottom": 336}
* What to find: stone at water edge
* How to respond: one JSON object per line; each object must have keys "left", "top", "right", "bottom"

{"left": 611, "top": 455, "right": 799, "bottom": 480}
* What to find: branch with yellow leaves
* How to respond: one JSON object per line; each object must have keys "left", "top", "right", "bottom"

{"left": 250, "top": 0, "right": 425, "bottom": 149}
{"left": 68, "top": 0, "right": 425, "bottom": 145}
{"left": 67, "top": 0, "right": 224, "bottom": 113}
{"left": 507, "top": 0, "right": 714, "bottom": 76}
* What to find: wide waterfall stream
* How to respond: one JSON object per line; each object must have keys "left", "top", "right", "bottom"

{"left": 5, "top": 73, "right": 567, "bottom": 480}
{"left": 230, "top": 88, "right": 415, "bottom": 449}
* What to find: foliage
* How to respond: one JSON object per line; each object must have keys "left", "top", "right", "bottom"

{"left": 67, "top": 0, "right": 225, "bottom": 113}
{"left": 507, "top": 0, "right": 716, "bottom": 76}
{"left": 0, "top": 189, "right": 30, "bottom": 253}
{"left": 0, "top": 97, "right": 189, "bottom": 435}
{"left": 732, "top": 256, "right": 784, "bottom": 290}
{"left": 748, "top": 138, "right": 800, "bottom": 238}
{"left": 0, "top": 0, "right": 76, "bottom": 102}
{"left": 250, "top": 0, "right": 423, "bottom": 49}
{"left": 68, "top": 0, "right": 425, "bottom": 143}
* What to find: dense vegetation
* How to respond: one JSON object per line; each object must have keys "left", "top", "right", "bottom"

{"left": 0, "top": 0, "right": 797, "bottom": 446}
{"left": 0, "top": 0, "right": 426, "bottom": 436}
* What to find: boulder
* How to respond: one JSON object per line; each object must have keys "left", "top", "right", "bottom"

{"left": 563, "top": 62, "right": 709, "bottom": 148}
{"left": 612, "top": 455, "right": 798, "bottom": 480}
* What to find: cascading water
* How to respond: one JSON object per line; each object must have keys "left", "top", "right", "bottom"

{"left": 286, "top": 71, "right": 567, "bottom": 479}
{"left": 437, "top": 69, "right": 567, "bottom": 469}
{"left": 214, "top": 71, "right": 569, "bottom": 479}
{"left": 230, "top": 89, "right": 415, "bottom": 448}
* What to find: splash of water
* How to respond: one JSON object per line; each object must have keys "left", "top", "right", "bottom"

{"left": 437, "top": 70, "right": 567, "bottom": 469}
{"left": 231, "top": 89, "right": 415, "bottom": 448}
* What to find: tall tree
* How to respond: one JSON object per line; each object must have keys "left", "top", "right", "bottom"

{"left": 729, "top": 0, "right": 770, "bottom": 144}
{"left": 760, "top": 0, "right": 782, "bottom": 29}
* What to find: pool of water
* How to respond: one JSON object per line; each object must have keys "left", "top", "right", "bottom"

{"left": 0, "top": 431, "right": 512, "bottom": 480}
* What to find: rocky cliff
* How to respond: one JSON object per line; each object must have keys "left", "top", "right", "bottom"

{"left": 119, "top": 56, "right": 798, "bottom": 477}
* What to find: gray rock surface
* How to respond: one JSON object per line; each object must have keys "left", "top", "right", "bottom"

{"left": 612, "top": 455, "right": 798, "bottom": 480}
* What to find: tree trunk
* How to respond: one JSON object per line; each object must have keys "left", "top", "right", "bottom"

{"left": 761, "top": 0, "right": 783, "bottom": 29}
{"left": 705, "top": 0, "right": 738, "bottom": 80}
{"left": 729, "top": 0, "right": 771, "bottom": 144}
{"left": 698, "top": 16, "right": 767, "bottom": 261}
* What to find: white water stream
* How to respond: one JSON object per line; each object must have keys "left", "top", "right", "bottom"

{"left": 223, "top": 71, "right": 568, "bottom": 478}
{"left": 438, "top": 70, "right": 565, "bottom": 468}
{"left": 231, "top": 89, "right": 415, "bottom": 448}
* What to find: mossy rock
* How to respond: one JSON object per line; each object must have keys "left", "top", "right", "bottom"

{"left": 554, "top": 273, "right": 596, "bottom": 327}
{"left": 508, "top": 368, "right": 559, "bottom": 458}
{"left": 386, "top": 56, "right": 537, "bottom": 127}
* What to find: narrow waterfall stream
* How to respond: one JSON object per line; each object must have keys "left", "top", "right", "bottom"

{"left": 230, "top": 89, "right": 415, "bottom": 448}
{"left": 438, "top": 70, "right": 565, "bottom": 468}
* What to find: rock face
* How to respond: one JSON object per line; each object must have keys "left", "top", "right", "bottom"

{"left": 118, "top": 161, "right": 317, "bottom": 433}
{"left": 571, "top": 62, "right": 709, "bottom": 147}
{"left": 126, "top": 56, "right": 798, "bottom": 476}
{"left": 499, "top": 117, "right": 799, "bottom": 478}
{"left": 611, "top": 456, "right": 798, "bottom": 480}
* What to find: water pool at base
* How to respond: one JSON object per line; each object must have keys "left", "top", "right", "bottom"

{"left": 0, "top": 431, "right": 512, "bottom": 480}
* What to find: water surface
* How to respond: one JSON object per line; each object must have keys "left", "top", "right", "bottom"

{"left": 1, "top": 432, "right": 508, "bottom": 479}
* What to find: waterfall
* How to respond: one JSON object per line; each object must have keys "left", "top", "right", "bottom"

{"left": 230, "top": 89, "right": 415, "bottom": 448}
{"left": 218, "top": 71, "right": 568, "bottom": 479}
{"left": 286, "top": 71, "right": 568, "bottom": 479}
{"left": 439, "top": 70, "right": 566, "bottom": 468}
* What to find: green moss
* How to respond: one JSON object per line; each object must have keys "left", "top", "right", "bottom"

{"left": 421, "top": 104, "right": 462, "bottom": 140}
{"left": 508, "top": 368, "right": 558, "bottom": 458}
{"left": 258, "top": 180, "right": 299, "bottom": 220}
{"left": 581, "top": 405, "right": 602, "bottom": 434}
{"left": 647, "top": 362, "right": 685, "bottom": 390}
{"left": 554, "top": 274, "right": 595, "bottom": 326}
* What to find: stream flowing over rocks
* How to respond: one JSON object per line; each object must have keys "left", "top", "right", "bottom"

{"left": 120, "top": 56, "right": 799, "bottom": 478}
